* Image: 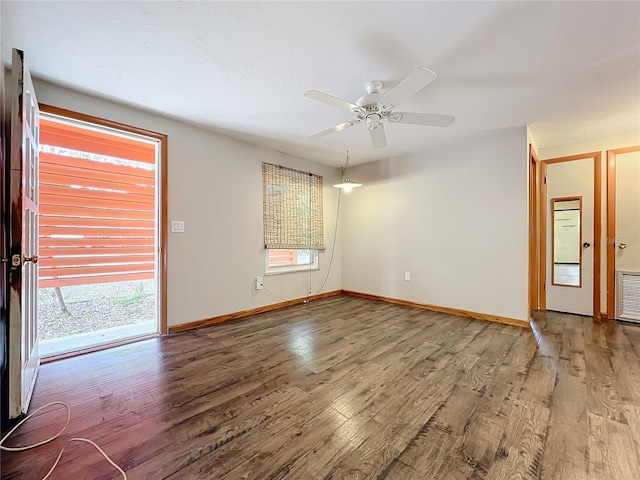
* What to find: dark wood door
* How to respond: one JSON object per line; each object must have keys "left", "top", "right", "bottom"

{"left": 0, "top": 37, "right": 8, "bottom": 422}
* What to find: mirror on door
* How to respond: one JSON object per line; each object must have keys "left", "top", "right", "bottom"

{"left": 552, "top": 197, "right": 582, "bottom": 287}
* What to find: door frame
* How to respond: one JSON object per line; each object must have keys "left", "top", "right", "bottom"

{"left": 528, "top": 144, "right": 540, "bottom": 316}
{"left": 606, "top": 145, "right": 640, "bottom": 319}
{"left": 0, "top": 42, "right": 8, "bottom": 423}
{"left": 39, "top": 104, "right": 169, "bottom": 334}
{"left": 539, "top": 152, "right": 602, "bottom": 318}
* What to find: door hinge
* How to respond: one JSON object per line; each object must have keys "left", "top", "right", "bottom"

{"left": 544, "top": 176, "right": 547, "bottom": 184}
{"left": 544, "top": 282, "right": 547, "bottom": 291}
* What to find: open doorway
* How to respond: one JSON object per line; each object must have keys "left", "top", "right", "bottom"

{"left": 37, "top": 106, "right": 167, "bottom": 357}
{"left": 539, "top": 152, "right": 602, "bottom": 318}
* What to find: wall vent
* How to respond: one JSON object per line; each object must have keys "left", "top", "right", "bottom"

{"left": 617, "top": 271, "right": 640, "bottom": 323}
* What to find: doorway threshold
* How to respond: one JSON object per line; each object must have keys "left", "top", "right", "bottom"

{"left": 39, "top": 321, "right": 157, "bottom": 359}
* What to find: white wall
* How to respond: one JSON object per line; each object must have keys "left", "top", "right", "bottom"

{"left": 33, "top": 80, "right": 342, "bottom": 328}
{"left": 539, "top": 132, "right": 640, "bottom": 315}
{"left": 341, "top": 127, "right": 530, "bottom": 321}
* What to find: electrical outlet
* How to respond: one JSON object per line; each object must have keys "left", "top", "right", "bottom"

{"left": 256, "top": 276, "right": 263, "bottom": 290}
{"left": 404, "top": 271, "right": 411, "bottom": 281}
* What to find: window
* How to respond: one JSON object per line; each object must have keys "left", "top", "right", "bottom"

{"left": 262, "top": 163, "right": 324, "bottom": 274}
{"left": 266, "top": 249, "right": 318, "bottom": 274}
{"left": 38, "top": 114, "right": 158, "bottom": 287}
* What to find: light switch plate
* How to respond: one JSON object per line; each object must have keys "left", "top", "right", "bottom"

{"left": 171, "top": 220, "right": 185, "bottom": 233}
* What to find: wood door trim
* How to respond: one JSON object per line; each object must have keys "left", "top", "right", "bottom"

{"left": 342, "top": 290, "right": 530, "bottom": 328}
{"left": 159, "top": 137, "right": 168, "bottom": 334}
{"left": 39, "top": 104, "right": 169, "bottom": 334}
{"left": 168, "top": 289, "right": 530, "bottom": 334}
{"left": 528, "top": 145, "right": 540, "bottom": 316}
{"left": 543, "top": 152, "right": 601, "bottom": 164}
{"left": 168, "top": 290, "right": 343, "bottom": 333}
{"left": 607, "top": 150, "right": 616, "bottom": 318}
{"left": 593, "top": 153, "right": 602, "bottom": 319}
{"left": 40, "top": 104, "right": 167, "bottom": 142}
{"left": 539, "top": 152, "right": 601, "bottom": 318}
{"left": 540, "top": 161, "right": 547, "bottom": 310}
{"left": 606, "top": 145, "right": 640, "bottom": 318}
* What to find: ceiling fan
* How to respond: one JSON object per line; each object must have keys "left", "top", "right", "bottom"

{"left": 305, "top": 68, "right": 454, "bottom": 149}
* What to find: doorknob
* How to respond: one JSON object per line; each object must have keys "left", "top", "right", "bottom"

{"left": 23, "top": 255, "right": 38, "bottom": 264}
{"left": 582, "top": 242, "right": 591, "bottom": 248}
{"left": 619, "top": 243, "right": 627, "bottom": 249}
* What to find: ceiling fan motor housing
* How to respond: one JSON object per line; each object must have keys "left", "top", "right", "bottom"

{"left": 356, "top": 92, "right": 383, "bottom": 108}
{"left": 355, "top": 82, "right": 396, "bottom": 122}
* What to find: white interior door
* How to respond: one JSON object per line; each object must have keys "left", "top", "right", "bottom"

{"left": 8, "top": 49, "right": 40, "bottom": 418}
{"left": 546, "top": 159, "right": 594, "bottom": 316}
{"left": 615, "top": 151, "right": 640, "bottom": 321}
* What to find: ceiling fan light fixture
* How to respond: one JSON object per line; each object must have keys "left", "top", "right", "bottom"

{"left": 333, "top": 150, "right": 362, "bottom": 192}
{"left": 367, "top": 113, "right": 383, "bottom": 131}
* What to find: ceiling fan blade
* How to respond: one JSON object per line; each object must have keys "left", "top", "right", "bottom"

{"left": 304, "top": 90, "right": 363, "bottom": 113}
{"left": 388, "top": 112, "right": 455, "bottom": 127}
{"left": 308, "top": 119, "right": 362, "bottom": 139}
{"left": 369, "top": 122, "right": 387, "bottom": 149}
{"left": 379, "top": 68, "right": 437, "bottom": 109}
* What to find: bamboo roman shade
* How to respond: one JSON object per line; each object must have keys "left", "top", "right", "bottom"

{"left": 262, "top": 163, "right": 324, "bottom": 250}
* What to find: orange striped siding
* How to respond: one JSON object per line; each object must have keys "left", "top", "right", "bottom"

{"left": 41, "top": 172, "right": 154, "bottom": 197}
{"left": 40, "top": 272, "right": 152, "bottom": 289}
{"left": 40, "top": 159, "right": 155, "bottom": 186}
{"left": 39, "top": 215, "right": 153, "bottom": 229}
{"left": 37, "top": 246, "right": 153, "bottom": 257}
{"left": 40, "top": 237, "right": 154, "bottom": 248}
{"left": 39, "top": 117, "right": 157, "bottom": 287}
{"left": 39, "top": 153, "right": 155, "bottom": 179}
{"left": 40, "top": 122, "right": 155, "bottom": 164}
{"left": 39, "top": 194, "right": 155, "bottom": 212}
{"left": 39, "top": 254, "right": 155, "bottom": 269}
{"left": 268, "top": 249, "right": 297, "bottom": 266}
{"left": 40, "top": 225, "right": 155, "bottom": 238}
{"left": 40, "top": 184, "right": 154, "bottom": 206}
{"left": 39, "top": 263, "right": 154, "bottom": 278}
{"left": 40, "top": 205, "right": 155, "bottom": 221}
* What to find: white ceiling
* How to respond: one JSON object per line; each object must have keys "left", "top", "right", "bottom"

{"left": 3, "top": 1, "right": 639, "bottom": 167}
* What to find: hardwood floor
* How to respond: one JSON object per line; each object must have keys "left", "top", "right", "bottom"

{"left": 2, "top": 295, "right": 640, "bottom": 479}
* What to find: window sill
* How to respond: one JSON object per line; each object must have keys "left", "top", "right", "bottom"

{"left": 265, "top": 266, "right": 320, "bottom": 276}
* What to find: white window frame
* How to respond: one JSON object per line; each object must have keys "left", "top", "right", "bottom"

{"left": 265, "top": 249, "right": 319, "bottom": 275}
